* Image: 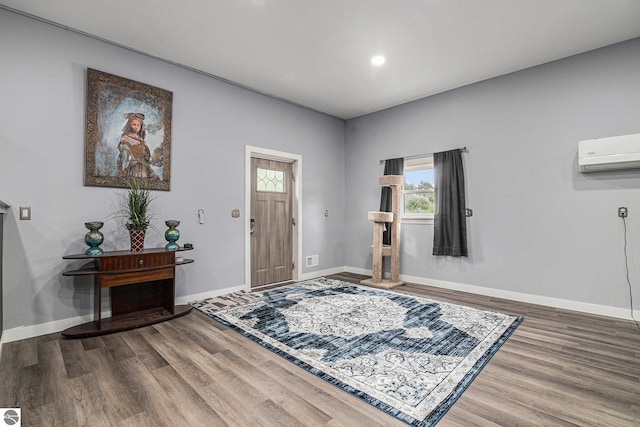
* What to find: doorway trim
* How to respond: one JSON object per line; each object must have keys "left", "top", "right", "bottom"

{"left": 245, "top": 145, "right": 302, "bottom": 289}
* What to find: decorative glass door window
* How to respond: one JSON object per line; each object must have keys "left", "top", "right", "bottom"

{"left": 257, "top": 168, "right": 285, "bottom": 193}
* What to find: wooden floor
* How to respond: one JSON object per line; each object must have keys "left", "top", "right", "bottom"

{"left": 1, "top": 272, "right": 639, "bottom": 426}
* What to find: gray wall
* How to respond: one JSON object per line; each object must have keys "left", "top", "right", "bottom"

{"left": 2, "top": 6, "right": 639, "bottom": 334}
{"left": 345, "top": 38, "right": 640, "bottom": 310}
{"left": 0, "top": 9, "right": 345, "bottom": 331}
{"left": 0, "top": 208, "right": 4, "bottom": 339}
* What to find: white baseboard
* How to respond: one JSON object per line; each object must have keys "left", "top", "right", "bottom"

{"left": 6, "top": 267, "right": 637, "bottom": 344}
{"left": 2, "top": 272, "right": 339, "bottom": 343}
{"left": 346, "top": 266, "right": 640, "bottom": 321}
{"left": 299, "top": 266, "right": 347, "bottom": 282}
{"left": 179, "top": 284, "right": 246, "bottom": 305}
{"left": 3, "top": 310, "right": 110, "bottom": 343}
{"left": 0, "top": 332, "right": 5, "bottom": 363}
{"left": 4, "top": 283, "right": 247, "bottom": 343}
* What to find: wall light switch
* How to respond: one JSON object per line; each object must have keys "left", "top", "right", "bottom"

{"left": 20, "top": 206, "right": 31, "bottom": 220}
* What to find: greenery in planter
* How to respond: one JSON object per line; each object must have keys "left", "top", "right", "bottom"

{"left": 116, "top": 178, "right": 156, "bottom": 231}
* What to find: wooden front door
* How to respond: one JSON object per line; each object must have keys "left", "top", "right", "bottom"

{"left": 251, "top": 158, "right": 293, "bottom": 288}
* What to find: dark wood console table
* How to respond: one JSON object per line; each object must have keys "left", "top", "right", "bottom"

{"left": 61, "top": 247, "right": 194, "bottom": 338}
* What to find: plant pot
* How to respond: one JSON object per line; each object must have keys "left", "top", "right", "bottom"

{"left": 130, "top": 230, "right": 146, "bottom": 252}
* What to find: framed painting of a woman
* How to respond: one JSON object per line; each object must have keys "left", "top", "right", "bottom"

{"left": 84, "top": 68, "right": 172, "bottom": 190}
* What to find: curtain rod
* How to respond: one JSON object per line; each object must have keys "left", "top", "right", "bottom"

{"left": 379, "top": 147, "right": 468, "bottom": 164}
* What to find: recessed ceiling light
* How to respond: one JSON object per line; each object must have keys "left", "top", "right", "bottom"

{"left": 371, "top": 55, "right": 386, "bottom": 66}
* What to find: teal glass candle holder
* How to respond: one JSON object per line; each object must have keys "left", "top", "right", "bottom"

{"left": 84, "top": 221, "right": 104, "bottom": 255}
{"left": 164, "top": 220, "right": 180, "bottom": 251}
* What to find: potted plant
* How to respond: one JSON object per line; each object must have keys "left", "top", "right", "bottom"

{"left": 117, "top": 178, "right": 155, "bottom": 251}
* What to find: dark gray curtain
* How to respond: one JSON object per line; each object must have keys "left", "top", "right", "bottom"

{"left": 380, "top": 158, "right": 404, "bottom": 245}
{"left": 433, "top": 149, "right": 468, "bottom": 257}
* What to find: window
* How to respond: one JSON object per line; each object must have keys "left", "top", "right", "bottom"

{"left": 402, "top": 156, "right": 435, "bottom": 222}
{"left": 256, "top": 168, "right": 285, "bottom": 193}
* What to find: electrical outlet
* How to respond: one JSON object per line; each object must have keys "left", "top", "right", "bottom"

{"left": 618, "top": 207, "right": 628, "bottom": 218}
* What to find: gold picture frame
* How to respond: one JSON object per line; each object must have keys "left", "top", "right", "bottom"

{"left": 84, "top": 68, "right": 173, "bottom": 190}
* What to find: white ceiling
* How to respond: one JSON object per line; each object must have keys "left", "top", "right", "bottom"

{"left": 3, "top": 0, "right": 640, "bottom": 119}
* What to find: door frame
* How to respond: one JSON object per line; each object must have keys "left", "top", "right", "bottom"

{"left": 245, "top": 145, "right": 302, "bottom": 289}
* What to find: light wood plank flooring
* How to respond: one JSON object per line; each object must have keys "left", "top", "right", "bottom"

{"left": 1, "top": 272, "right": 638, "bottom": 426}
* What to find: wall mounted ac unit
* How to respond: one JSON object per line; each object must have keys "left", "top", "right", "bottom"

{"left": 578, "top": 133, "right": 640, "bottom": 172}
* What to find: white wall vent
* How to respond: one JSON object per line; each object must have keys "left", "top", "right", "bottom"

{"left": 305, "top": 255, "right": 319, "bottom": 268}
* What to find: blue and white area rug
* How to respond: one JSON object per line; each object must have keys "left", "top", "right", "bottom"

{"left": 192, "top": 278, "right": 523, "bottom": 426}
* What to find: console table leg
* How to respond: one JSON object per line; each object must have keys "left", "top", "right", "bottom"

{"left": 94, "top": 276, "right": 102, "bottom": 330}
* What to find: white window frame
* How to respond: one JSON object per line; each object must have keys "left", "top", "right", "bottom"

{"left": 401, "top": 156, "right": 435, "bottom": 224}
